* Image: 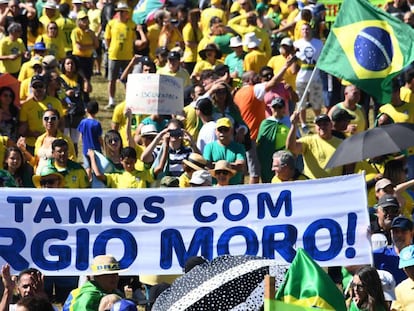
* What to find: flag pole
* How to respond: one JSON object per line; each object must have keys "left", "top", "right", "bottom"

{"left": 295, "top": 66, "right": 318, "bottom": 112}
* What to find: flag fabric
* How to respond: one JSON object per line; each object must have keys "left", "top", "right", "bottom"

{"left": 274, "top": 248, "right": 346, "bottom": 311}
{"left": 316, "top": 0, "right": 414, "bottom": 104}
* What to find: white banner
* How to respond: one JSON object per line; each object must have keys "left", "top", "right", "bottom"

{"left": 0, "top": 174, "right": 372, "bottom": 276}
{"left": 125, "top": 73, "right": 183, "bottom": 115}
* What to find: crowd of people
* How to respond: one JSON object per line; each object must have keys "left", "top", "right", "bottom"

{"left": 0, "top": 0, "right": 414, "bottom": 309}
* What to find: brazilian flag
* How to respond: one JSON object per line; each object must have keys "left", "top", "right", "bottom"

{"left": 316, "top": 0, "right": 414, "bottom": 104}
{"left": 273, "top": 249, "right": 346, "bottom": 310}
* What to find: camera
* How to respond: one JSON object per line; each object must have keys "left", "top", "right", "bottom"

{"left": 169, "top": 128, "right": 183, "bottom": 137}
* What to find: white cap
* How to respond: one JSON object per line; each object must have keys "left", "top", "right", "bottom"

{"left": 371, "top": 233, "right": 388, "bottom": 251}
{"left": 190, "top": 170, "right": 212, "bottom": 186}
{"left": 280, "top": 37, "right": 294, "bottom": 47}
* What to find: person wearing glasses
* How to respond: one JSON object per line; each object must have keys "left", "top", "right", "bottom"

{"left": 209, "top": 160, "right": 235, "bottom": 186}
{"left": 18, "top": 108, "right": 75, "bottom": 176}
{"left": 347, "top": 266, "right": 388, "bottom": 311}
{"left": 203, "top": 117, "right": 246, "bottom": 185}
{"left": 18, "top": 75, "right": 64, "bottom": 155}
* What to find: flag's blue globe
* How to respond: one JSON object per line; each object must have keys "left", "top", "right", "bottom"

{"left": 354, "top": 27, "right": 393, "bottom": 71}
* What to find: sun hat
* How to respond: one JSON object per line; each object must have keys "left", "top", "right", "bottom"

{"left": 243, "top": 32, "right": 261, "bottom": 49}
{"left": 199, "top": 43, "right": 222, "bottom": 60}
{"left": 209, "top": 160, "right": 236, "bottom": 178}
{"left": 140, "top": 124, "right": 158, "bottom": 137}
{"left": 183, "top": 153, "right": 207, "bottom": 171}
{"left": 90, "top": 254, "right": 128, "bottom": 275}
{"left": 115, "top": 2, "right": 129, "bottom": 11}
{"left": 229, "top": 36, "right": 243, "bottom": 48}
{"left": 32, "top": 165, "right": 64, "bottom": 188}
{"left": 190, "top": 170, "right": 212, "bottom": 186}
{"left": 399, "top": 244, "right": 414, "bottom": 268}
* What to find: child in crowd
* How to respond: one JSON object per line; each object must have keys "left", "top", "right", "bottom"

{"left": 77, "top": 101, "right": 103, "bottom": 179}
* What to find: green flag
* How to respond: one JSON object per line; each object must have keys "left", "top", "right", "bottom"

{"left": 275, "top": 248, "right": 346, "bottom": 310}
{"left": 316, "top": 0, "right": 414, "bottom": 103}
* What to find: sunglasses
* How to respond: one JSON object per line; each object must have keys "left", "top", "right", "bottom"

{"left": 217, "top": 127, "right": 230, "bottom": 133}
{"left": 216, "top": 170, "right": 229, "bottom": 175}
{"left": 43, "top": 116, "right": 58, "bottom": 122}
{"left": 108, "top": 138, "right": 120, "bottom": 144}
{"left": 40, "top": 178, "right": 58, "bottom": 186}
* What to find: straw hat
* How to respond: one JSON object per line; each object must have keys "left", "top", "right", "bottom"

{"left": 182, "top": 153, "right": 208, "bottom": 171}
{"left": 209, "top": 160, "right": 236, "bottom": 178}
{"left": 32, "top": 166, "right": 64, "bottom": 188}
{"left": 90, "top": 254, "right": 128, "bottom": 275}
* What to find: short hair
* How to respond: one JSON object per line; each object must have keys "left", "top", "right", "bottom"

{"left": 18, "top": 268, "right": 41, "bottom": 282}
{"left": 7, "top": 22, "right": 21, "bottom": 34}
{"left": 120, "top": 147, "right": 137, "bottom": 160}
{"left": 168, "top": 118, "right": 184, "bottom": 129}
{"left": 241, "top": 71, "right": 256, "bottom": 83}
{"left": 59, "top": 3, "right": 70, "bottom": 16}
{"left": 86, "top": 101, "right": 99, "bottom": 114}
{"left": 200, "top": 69, "right": 217, "bottom": 82}
{"left": 52, "top": 138, "right": 68, "bottom": 150}
{"left": 273, "top": 150, "right": 295, "bottom": 169}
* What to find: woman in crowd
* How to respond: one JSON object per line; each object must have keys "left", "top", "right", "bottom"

{"left": 36, "top": 21, "right": 65, "bottom": 61}
{"left": 3, "top": 146, "right": 34, "bottom": 187}
{"left": 60, "top": 56, "right": 87, "bottom": 154}
{"left": 158, "top": 10, "right": 184, "bottom": 51}
{"left": 18, "top": 109, "right": 76, "bottom": 175}
{"left": 347, "top": 266, "right": 387, "bottom": 311}
{"left": 0, "top": 87, "right": 18, "bottom": 142}
{"left": 191, "top": 43, "right": 223, "bottom": 80}
{"left": 182, "top": 8, "right": 202, "bottom": 74}
{"left": 210, "top": 160, "right": 236, "bottom": 186}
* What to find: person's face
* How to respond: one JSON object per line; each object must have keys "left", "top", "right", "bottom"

{"left": 206, "top": 49, "right": 216, "bottom": 60}
{"left": 345, "top": 86, "right": 360, "bottom": 103}
{"left": 94, "top": 273, "right": 119, "bottom": 292}
{"left": 121, "top": 156, "right": 136, "bottom": 172}
{"left": 8, "top": 1, "right": 19, "bottom": 15}
{"left": 192, "top": 86, "right": 205, "bottom": 100}
{"left": 315, "top": 120, "right": 332, "bottom": 139}
{"left": 377, "top": 205, "right": 400, "bottom": 231}
{"left": 168, "top": 58, "right": 180, "bottom": 72}
{"left": 17, "top": 274, "right": 35, "bottom": 297}
{"left": 301, "top": 24, "right": 311, "bottom": 39}
{"left": 52, "top": 145, "right": 69, "bottom": 166}
{"left": 43, "top": 111, "right": 59, "bottom": 131}
{"left": 49, "top": 74, "right": 61, "bottom": 90}
{"left": 167, "top": 124, "right": 183, "bottom": 147}
{"left": 215, "top": 169, "right": 231, "bottom": 186}
{"left": 142, "top": 64, "right": 152, "bottom": 73}
{"left": 6, "top": 150, "right": 22, "bottom": 171}
{"left": 39, "top": 175, "right": 61, "bottom": 188}
{"left": 0, "top": 90, "right": 13, "bottom": 104}
{"left": 45, "top": 7, "right": 55, "bottom": 18}
{"left": 376, "top": 185, "right": 395, "bottom": 199}
{"left": 272, "top": 157, "right": 290, "bottom": 181}
{"left": 79, "top": 17, "right": 89, "bottom": 29}
{"left": 106, "top": 135, "right": 121, "bottom": 151}
{"left": 64, "top": 58, "right": 75, "bottom": 73}
{"left": 47, "top": 23, "right": 58, "bottom": 37}
{"left": 31, "top": 82, "right": 46, "bottom": 99}
{"left": 214, "top": 86, "right": 227, "bottom": 102}
{"left": 216, "top": 126, "right": 232, "bottom": 145}
{"left": 391, "top": 227, "right": 413, "bottom": 251}
{"left": 351, "top": 274, "right": 367, "bottom": 308}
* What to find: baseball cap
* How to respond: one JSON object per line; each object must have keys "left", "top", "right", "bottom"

{"left": 332, "top": 109, "right": 356, "bottom": 122}
{"left": 377, "top": 194, "right": 400, "bottom": 209}
{"left": 271, "top": 97, "right": 285, "bottom": 108}
{"left": 399, "top": 244, "right": 414, "bottom": 268}
{"left": 167, "top": 51, "right": 180, "bottom": 60}
{"left": 33, "top": 42, "right": 47, "bottom": 51}
{"left": 31, "top": 75, "right": 45, "bottom": 87}
{"left": 391, "top": 216, "right": 413, "bottom": 231}
{"left": 216, "top": 117, "right": 232, "bottom": 129}
{"left": 155, "top": 46, "right": 168, "bottom": 56}
{"left": 375, "top": 178, "right": 393, "bottom": 192}
{"left": 280, "top": 37, "right": 293, "bottom": 47}
{"left": 42, "top": 55, "right": 58, "bottom": 69}
{"left": 77, "top": 11, "right": 88, "bottom": 19}
{"left": 314, "top": 114, "right": 331, "bottom": 124}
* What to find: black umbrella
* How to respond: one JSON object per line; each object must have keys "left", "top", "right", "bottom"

{"left": 152, "top": 255, "right": 287, "bottom": 311}
{"left": 325, "top": 123, "right": 414, "bottom": 168}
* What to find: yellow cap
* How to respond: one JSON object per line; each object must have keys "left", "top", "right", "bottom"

{"left": 216, "top": 117, "right": 233, "bottom": 129}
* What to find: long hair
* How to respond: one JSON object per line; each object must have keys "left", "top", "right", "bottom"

{"left": 354, "top": 266, "right": 387, "bottom": 311}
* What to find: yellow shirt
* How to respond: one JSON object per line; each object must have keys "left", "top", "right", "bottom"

{"left": 20, "top": 77, "right": 31, "bottom": 100}
{"left": 335, "top": 103, "right": 367, "bottom": 134}
{"left": 179, "top": 172, "right": 190, "bottom": 188}
{"left": 147, "top": 23, "right": 161, "bottom": 60}
{"left": 18, "top": 57, "right": 42, "bottom": 82}
{"left": 36, "top": 34, "right": 65, "bottom": 61}
{"left": 354, "top": 160, "right": 384, "bottom": 207}
{"left": 19, "top": 96, "right": 64, "bottom": 147}
{"left": 105, "top": 169, "right": 154, "bottom": 188}
{"left": 267, "top": 54, "right": 297, "bottom": 91}
{"left": 182, "top": 22, "right": 202, "bottom": 63}
{"left": 88, "top": 8, "right": 102, "bottom": 35}
{"left": 0, "top": 37, "right": 26, "bottom": 74}
{"left": 379, "top": 102, "right": 414, "bottom": 123}
{"left": 56, "top": 17, "right": 76, "bottom": 53}
{"left": 298, "top": 134, "right": 343, "bottom": 179}
{"left": 243, "top": 49, "right": 268, "bottom": 73}
{"left": 158, "top": 27, "right": 183, "bottom": 51}
{"left": 55, "top": 160, "right": 90, "bottom": 188}
{"left": 71, "top": 27, "right": 95, "bottom": 57}
{"left": 400, "top": 85, "right": 414, "bottom": 104}
{"left": 200, "top": 7, "right": 227, "bottom": 36}
{"left": 183, "top": 104, "right": 201, "bottom": 141}
{"left": 391, "top": 277, "right": 414, "bottom": 311}
{"left": 104, "top": 18, "right": 136, "bottom": 61}
{"left": 0, "top": 136, "right": 8, "bottom": 170}
{"left": 157, "top": 66, "right": 191, "bottom": 88}
{"left": 192, "top": 59, "right": 223, "bottom": 76}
